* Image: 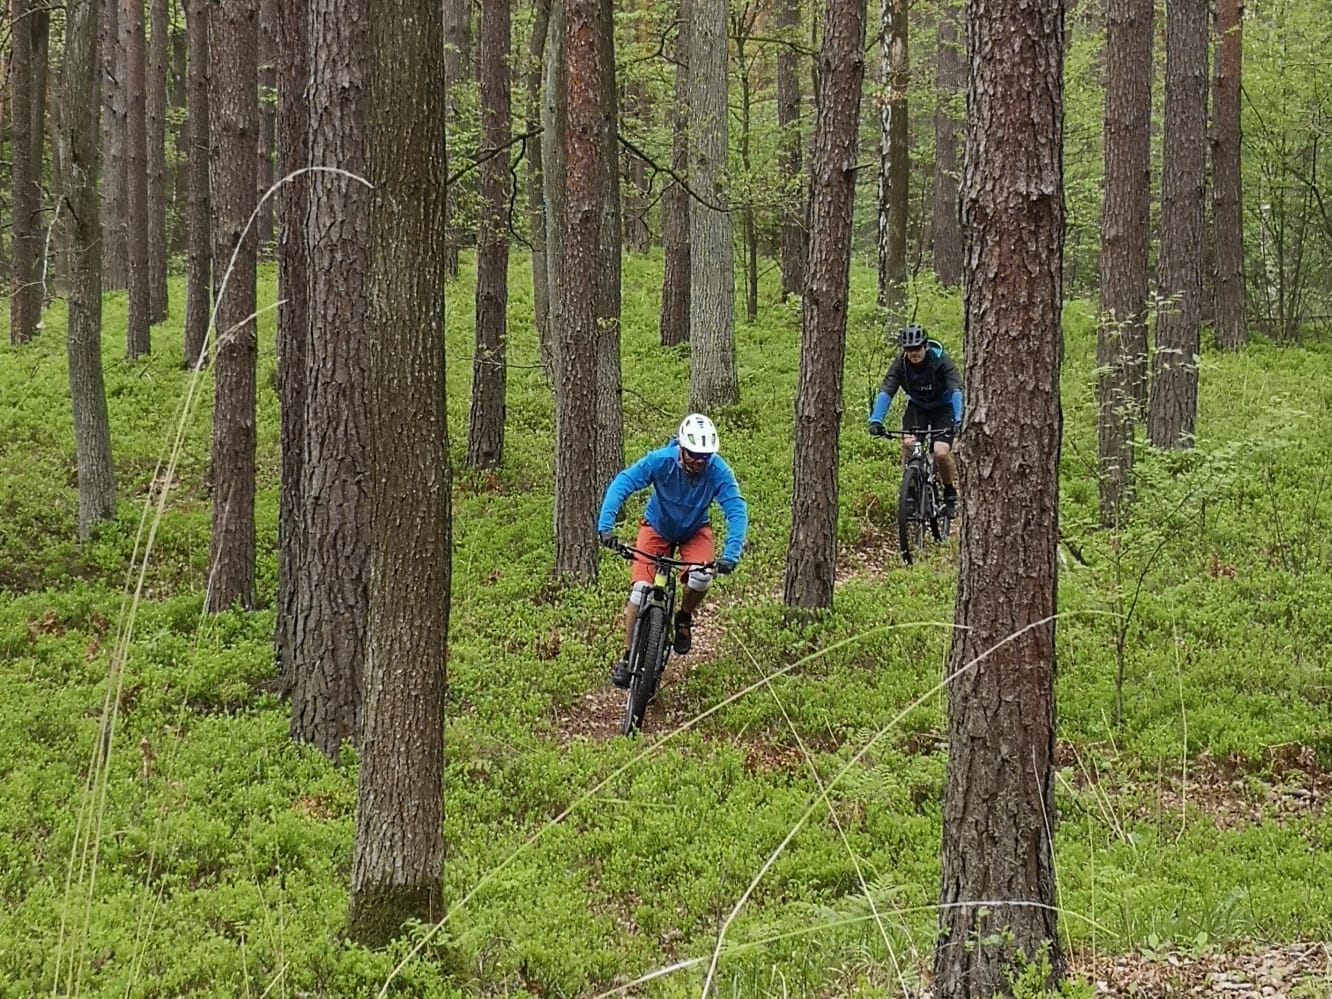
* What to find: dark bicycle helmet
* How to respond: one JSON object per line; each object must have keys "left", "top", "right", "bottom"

{"left": 898, "top": 323, "right": 928, "bottom": 348}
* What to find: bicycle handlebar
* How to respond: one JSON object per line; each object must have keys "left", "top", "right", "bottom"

{"left": 614, "top": 543, "right": 716, "bottom": 571}
{"left": 877, "top": 425, "right": 953, "bottom": 439}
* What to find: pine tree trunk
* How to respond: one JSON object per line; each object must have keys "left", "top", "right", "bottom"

{"left": 782, "top": 0, "right": 867, "bottom": 613}
{"left": 687, "top": 0, "right": 737, "bottom": 410}
{"left": 9, "top": 0, "right": 39, "bottom": 345}
{"left": 876, "top": 0, "right": 908, "bottom": 312}
{"left": 1211, "top": 0, "right": 1245, "bottom": 350}
{"left": 275, "top": 0, "right": 309, "bottom": 695}
{"left": 147, "top": 0, "right": 169, "bottom": 322}
{"left": 346, "top": 0, "right": 448, "bottom": 943}
{"left": 541, "top": 0, "right": 568, "bottom": 375}
{"left": 527, "top": 0, "right": 553, "bottom": 377}
{"left": 125, "top": 0, "right": 152, "bottom": 358}
{"left": 58, "top": 0, "right": 118, "bottom": 537}
{"left": 206, "top": 0, "right": 259, "bottom": 613}
{"left": 183, "top": 0, "right": 211, "bottom": 368}
{"left": 28, "top": 6, "right": 49, "bottom": 302}
{"left": 170, "top": 16, "right": 188, "bottom": 254}
{"left": 101, "top": 0, "right": 129, "bottom": 289}
{"left": 551, "top": 0, "right": 602, "bottom": 581}
{"left": 737, "top": 32, "right": 758, "bottom": 323}
{"left": 1097, "top": 0, "right": 1153, "bottom": 525}
{"left": 659, "top": 0, "right": 690, "bottom": 347}
{"left": 256, "top": 0, "right": 277, "bottom": 248}
{"left": 467, "top": 0, "right": 511, "bottom": 469}
{"left": 931, "top": 2, "right": 963, "bottom": 287}
{"left": 776, "top": 0, "right": 806, "bottom": 301}
{"left": 934, "top": 0, "right": 1064, "bottom": 991}
{"left": 594, "top": 0, "right": 623, "bottom": 493}
{"left": 290, "top": 0, "right": 372, "bottom": 755}
{"left": 621, "top": 8, "right": 651, "bottom": 256}
{"left": 1148, "top": 0, "right": 1207, "bottom": 449}
{"left": 442, "top": 0, "right": 472, "bottom": 278}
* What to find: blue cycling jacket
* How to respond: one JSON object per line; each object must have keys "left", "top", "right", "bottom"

{"left": 597, "top": 444, "right": 749, "bottom": 563}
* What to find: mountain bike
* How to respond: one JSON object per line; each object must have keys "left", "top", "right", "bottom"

{"left": 609, "top": 542, "right": 715, "bottom": 736}
{"left": 880, "top": 427, "right": 954, "bottom": 564}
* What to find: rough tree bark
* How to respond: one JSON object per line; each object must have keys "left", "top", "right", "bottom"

{"left": 551, "top": 0, "right": 602, "bottom": 581}
{"left": 147, "top": 0, "right": 169, "bottom": 322}
{"left": 687, "top": 0, "right": 737, "bottom": 410}
{"left": 1211, "top": 0, "right": 1246, "bottom": 350}
{"left": 183, "top": 0, "right": 211, "bottom": 368}
{"left": 442, "top": 0, "right": 471, "bottom": 278}
{"left": 256, "top": 0, "right": 277, "bottom": 249}
{"left": 275, "top": 0, "right": 309, "bottom": 693}
{"left": 29, "top": 4, "right": 49, "bottom": 301}
{"left": 876, "top": 0, "right": 908, "bottom": 312}
{"left": 659, "top": 0, "right": 690, "bottom": 347}
{"left": 467, "top": 0, "right": 511, "bottom": 469}
{"left": 593, "top": 0, "right": 623, "bottom": 493}
{"left": 205, "top": 0, "right": 259, "bottom": 613}
{"left": 932, "top": 1, "right": 963, "bottom": 287}
{"left": 125, "top": 0, "right": 152, "bottom": 357}
{"left": 782, "top": 0, "right": 867, "bottom": 613}
{"left": 934, "top": 0, "right": 1065, "bottom": 991}
{"left": 9, "top": 0, "right": 39, "bottom": 345}
{"left": 346, "top": 0, "right": 448, "bottom": 945}
{"left": 290, "top": 0, "right": 372, "bottom": 755}
{"left": 57, "top": 0, "right": 118, "bottom": 537}
{"left": 101, "top": 0, "right": 128, "bottom": 289}
{"left": 776, "top": 0, "right": 806, "bottom": 301}
{"left": 1148, "top": 0, "right": 1207, "bottom": 449}
{"left": 1097, "top": 0, "right": 1153, "bottom": 525}
{"left": 527, "top": 0, "right": 553, "bottom": 376}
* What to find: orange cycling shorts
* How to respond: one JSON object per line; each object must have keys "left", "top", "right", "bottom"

{"left": 630, "top": 521, "right": 714, "bottom": 586}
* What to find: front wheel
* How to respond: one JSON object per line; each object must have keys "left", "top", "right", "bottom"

{"left": 897, "top": 465, "right": 927, "bottom": 564}
{"left": 622, "top": 605, "right": 667, "bottom": 736}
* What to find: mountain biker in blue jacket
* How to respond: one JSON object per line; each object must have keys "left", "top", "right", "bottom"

{"left": 597, "top": 413, "right": 749, "bottom": 689}
{"left": 867, "top": 324, "right": 963, "bottom": 517}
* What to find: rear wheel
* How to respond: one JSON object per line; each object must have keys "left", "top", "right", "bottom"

{"left": 622, "top": 605, "right": 667, "bottom": 736}
{"left": 897, "top": 465, "right": 927, "bottom": 563}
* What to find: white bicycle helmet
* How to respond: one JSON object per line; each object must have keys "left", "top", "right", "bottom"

{"left": 677, "top": 413, "right": 720, "bottom": 455}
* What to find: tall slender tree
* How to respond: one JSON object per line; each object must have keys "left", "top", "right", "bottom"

{"left": 1211, "top": 0, "right": 1246, "bottom": 350}
{"left": 551, "top": 0, "right": 602, "bottom": 581}
{"left": 1097, "top": 0, "right": 1153, "bottom": 524}
{"left": 467, "top": 0, "right": 512, "bottom": 468}
{"left": 100, "top": 0, "right": 129, "bottom": 289}
{"left": 876, "top": 0, "right": 909, "bottom": 311}
{"left": 659, "top": 0, "right": 690, "bottom": 348}
{"left": 934, "top": 0, "right": 1065, "bottom": 992}
{"left": 256, "top": 0, "right": 277, "bottom": 247}
{"left": 1148, "top": 0, "right": 1208, "bottom": 448}
{"left": 147, "top": 0, "right": 169, "bottom": 322}
{"left": 593, "top": 0, "right": 623, "bottom": 492}
{"left": 346, "top": 0, "right": 448, "bottom": 943}
{"left": 442, "top": 0, "right": 472, "bottom": 278}
{"left": 29, "top": 3, "right": 50, "bottom": 299}
{"left": 527, "top": 0, "right": 554, "bottom": 376}
{"left": 275, "top": 0, "right": 309, "bottom": 692}
{"left": 206, "top": 0, "right": 259, "bottom": 613}
{"left": 688, "top": 0, "right": 737, "bottom": 410}
{"left": 9, "top": 0, "right": 39, "bottom": 345}
{"left": 183, "top": 0, "right": 211, "bottom": 368}
{"left": 125, "top": 0, "right": 152, "bottom": 358}
{"left": 775, "top": 0, "right": 806, "bottom": 300}
{"left": 783, "top": 0, "right": 867, "bottom": 612}
{"left": 931, "top": 1, "right": 963, "bottom": 286}
{"left": 57, "top": 0, "right": 118, "bottom": 537}
{"left": 290, "top": 0, "right": 373, "bottom": 754}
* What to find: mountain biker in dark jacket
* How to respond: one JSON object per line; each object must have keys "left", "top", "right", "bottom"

{"left": 867, "top": 323, "right": 963, "bottom": 516}
{"left": 597, "top": 413, "right": 749, "bottom": 689}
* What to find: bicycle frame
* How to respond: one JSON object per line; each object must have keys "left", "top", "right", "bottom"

{"left": 878, "top": 426, "right": 952, "bottom": 562}
{"left": 613, "top": 543, "right": 715, "bottom": 735}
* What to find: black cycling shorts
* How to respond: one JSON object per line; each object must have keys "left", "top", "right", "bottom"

{"left": 902, "top": 403, "right": 954, "bottom": 447}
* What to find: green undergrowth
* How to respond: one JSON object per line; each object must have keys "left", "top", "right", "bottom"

{"left": 1, "top": 257, "right": 1329, "bottom": 996}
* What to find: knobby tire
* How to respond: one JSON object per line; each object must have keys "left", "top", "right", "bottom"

{"left": 622, "top": 605, "right": 667, "bottom": 736}
{"left": 898, "top": 465, "right": 927, "bottom": 564}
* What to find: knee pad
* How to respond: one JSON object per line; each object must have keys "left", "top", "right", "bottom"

{"left": 628, "top": 581, "right": 650, "bottom": 607}
{"left": 686, "top": 568, "right": 714, "bottom": 593}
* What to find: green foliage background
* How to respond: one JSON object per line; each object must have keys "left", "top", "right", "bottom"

{"left": 1, "top": 250, "right": 1329, "bottom": 996}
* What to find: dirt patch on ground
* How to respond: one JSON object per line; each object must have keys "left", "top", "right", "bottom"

{"left": 1068, "top": 941, "right": 1332, "bottom": 997}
